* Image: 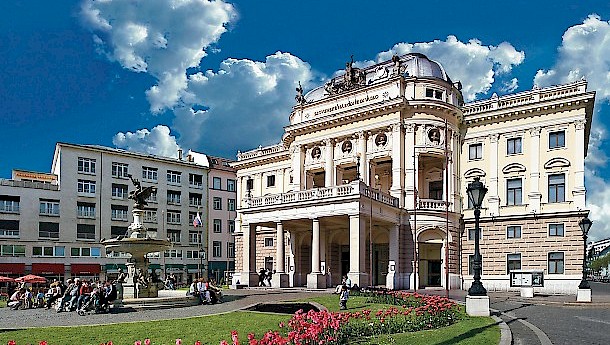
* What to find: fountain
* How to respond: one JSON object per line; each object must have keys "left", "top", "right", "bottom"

{"left": 102, "top": 175, "right": 171, "bottom": 302}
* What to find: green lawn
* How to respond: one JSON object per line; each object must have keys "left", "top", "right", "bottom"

{"left": 1, "top": 295, "right": 500, "bottom": 345}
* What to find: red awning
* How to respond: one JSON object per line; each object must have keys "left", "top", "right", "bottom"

{"left": 70, "top": 264, "right": 101, "bottom": 275}
{"left": 0, "top": 263, "right": 25, "bottom": 275}
{"left": 31, "top": 263, "right": 65, "bottom": 275}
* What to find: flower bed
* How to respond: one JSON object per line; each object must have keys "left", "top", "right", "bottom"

{"left": 5, "top": 291, "right": 460, "bottom": 345}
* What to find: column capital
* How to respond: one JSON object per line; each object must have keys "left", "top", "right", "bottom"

{"left": 391, "top": 123, "right": 402, "bottom": 133}
{"left": 357, "top": 131, "right": 367, "bottom": 140}
{"left": 574, "top": 119, "right": 586, "bottom": 130}
{"left": 404, "top": 123, "right": 416, "bottom": 133}
{"left": 488, "top": 133, "right": 500, "bottom": 143}
{"left": 323, "top": 138, "right": 335, "bottom": 146}
{"left": 529, "top": 127, "right": 542, "bottom": 137}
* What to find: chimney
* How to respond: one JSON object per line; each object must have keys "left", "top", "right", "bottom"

{"left": 178, "top": 149, "right": 183, "bottom": 160}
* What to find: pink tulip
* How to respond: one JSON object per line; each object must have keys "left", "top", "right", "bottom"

{"left": 176, "top": 339, "right": 182, "bottom": 345}
{"left": 134, "top": 341, "right": 141, "bottom": 345}
{"left": 144, "top": 339, "right": 151, "bottom": 345}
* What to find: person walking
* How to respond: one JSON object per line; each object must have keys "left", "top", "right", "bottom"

{"left": 339, "top": 285, "right": 349, "bottom": 310}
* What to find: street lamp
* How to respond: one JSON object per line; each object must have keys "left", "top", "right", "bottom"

{"left": 466, "top": 177, "right": 488, "bottom": 296}
{"left": 578, "top": 216, "right": 593, "bottom": 289}
{"left": 199, "top": 249, "right": 206, "bottom": 279}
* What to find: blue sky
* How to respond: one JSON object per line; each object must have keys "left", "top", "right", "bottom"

{"left": 2, "top": 1, "right": 610, "bottom": 239}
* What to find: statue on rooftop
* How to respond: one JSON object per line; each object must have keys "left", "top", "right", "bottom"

{"left": 295, "top": 81, "right": 306, "bottom": 105}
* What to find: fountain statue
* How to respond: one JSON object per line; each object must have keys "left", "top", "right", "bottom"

{"left": 102, "top": 175, "right": 171, "bottom": 301}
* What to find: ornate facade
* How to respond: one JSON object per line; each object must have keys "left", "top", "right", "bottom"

{"left": 231, "top": 53, "right": 595, "bottom": 294}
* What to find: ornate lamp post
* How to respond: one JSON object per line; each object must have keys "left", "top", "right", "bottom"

{"left": 467, "top": 177, "right": 488, "bottom": 296}
{"left": 578, "top": 217, "right": 593, "bottom": 289}
{"left": 199, "top": 249, "right": 206, "bottom": 279}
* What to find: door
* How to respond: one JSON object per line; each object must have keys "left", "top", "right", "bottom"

{"left": 428, "top": 260, "right": 442, "bottom": 286}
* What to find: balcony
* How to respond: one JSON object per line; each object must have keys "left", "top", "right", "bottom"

{"left": 244, "top": 181, "right": 399, "bottom": 210}
{"left": 417, "top": 199, "right": 449, "bottom": 211}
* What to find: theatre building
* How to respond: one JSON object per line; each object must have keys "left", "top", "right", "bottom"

{"left": 231, "top": 53, "right": 595, "bottom": 294}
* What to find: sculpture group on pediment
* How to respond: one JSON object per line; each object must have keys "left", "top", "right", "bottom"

{"left": 324, "top": 55, "right": 367, "bottom": 95}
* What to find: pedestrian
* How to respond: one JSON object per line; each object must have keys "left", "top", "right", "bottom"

{"left": 258, "top": 268, "right": 266, "bottom": 287}
{"left": 339, "top": 284, "right": 349, "bottom": 310}
{"left": 266, "top": 269, "right": 274, "bottom": 287}
{"left": 8, "top": 288, "right": 25, "bottom": 310}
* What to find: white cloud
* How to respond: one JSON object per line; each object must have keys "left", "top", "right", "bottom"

{"left": 501, "top": 78, "right": 519, "bottom": 93}
{"left": 534, "top": 15, "right": 610, "bottom": 102}
{"left": 376, "top": 35, "right": 525, "bottom": 101}
{"left": 113, "top": 125, "right": 181, "bottom": 158}
{"left": 172, "top": 52, "right": 315, "bottom": 156}
{"left": 81, "top": 0, "right": 236, "bottom": 113}
{"left": 534, "top": 14, "right": 610, "bottom": 241}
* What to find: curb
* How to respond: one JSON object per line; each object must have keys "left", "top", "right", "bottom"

{"left": 492, "top": 315, "right": 512, "bottom": 345}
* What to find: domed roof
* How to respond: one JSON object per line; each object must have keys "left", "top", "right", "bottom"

{"left": 303, "top": 53, "right": 453, "bottom": 103}
{"left": 402, "top": 53, "right": 451, "bottom": 82}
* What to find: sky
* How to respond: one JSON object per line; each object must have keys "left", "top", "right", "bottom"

{"left": 2, "top": 0, "right": 610, "bottom": 240}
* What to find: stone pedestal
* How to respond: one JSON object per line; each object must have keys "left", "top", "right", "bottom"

{"left": 306, "top": 273, "right": 326, "bottom": 289}
{"left": 347, "top": 272, "right": 369, "bottom": 289}
{"left": 272, "top": 273, "right": 290, "bottom": 288}
{"left": 520, "top": 287, "right": 534, "bottom": 298}
{"left": 576, "top": 288, "right": 592, "bottom": 302}
{"left": 386, "top": 272, "right": 397, "bottom": 290}
{"left": 466, "top": 295, "right": 490, "bottom": 316}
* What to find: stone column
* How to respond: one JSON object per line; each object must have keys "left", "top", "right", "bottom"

{"left": 272, "top": 221, "right": 289, "bottom": 287}
{"left": 488, "top": 134, "right": 500, "bottom": 215}
{"left": 358, "top": 131, "right": 368, "bottom": 183}
{"left": 288, "top": 231, "right": 296, "bottom": 287}
{"left": 307, "top": 218, "right": 325, "bottom": 288}
{"left": 291, "top": 144, "right": 303, "bottom": 190}
{"left": 573, "top": 120, "right": 586, "bottom": 208}
{"left": 348, "top": 214, "right": 368, "bottom": 287}
{"left": 390, "top": 123, "right": 404, "bottom": 206}
{"left": 404, "top": 123, "right": 416, "bottom": 208}
{"left": 324, "top": 139, "right": 334, "bottom": 187}
{"left": 386, "top": 224, "right": 400, "bottom": 289}
{"left": 239, "top": 223, "right": 259, "bottom": 286}
{"left": 528, "top": 127, "right": 542, "bottom": 213}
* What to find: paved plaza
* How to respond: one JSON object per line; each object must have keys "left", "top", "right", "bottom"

{"left": 3, "top": 284, "right": 610, "bottom": 345}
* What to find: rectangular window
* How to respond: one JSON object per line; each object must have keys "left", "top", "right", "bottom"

{"left": 164, "top": 249, "right": 183, "bottom": 258}
{"left": 265, "top": 256, "right": 274, "bottom": 271}
{"left": 228, "top": 220, "right": 235, "bottom": 233}
{"left": 71, "top": 247, "right": 97, "bottom": 257}
{"left": 39, "top": 199, "right": 60, "bottom": 216}
{"left": 425, "top": 88, "right": 443, "bottom": 99}
{"left": 507, "top": 138, "right": 522, "bottom": 155}
{"left": 33, "top": 246, "right": 64, "bottom": 257}
{"left": 189, "top": 231, "right": 201, "bottom": 244}
{"left": 506, "top": 178, "right": 522, "bottom": 206}
{"left": 77, "top": 202, "right": 96, "bottom": 218}
{"left": 111, "top": 162, "right": 129, "bottom": 178}
{"left": 246, "top": 178, "right": 254, "bottom": 191}
{"left": 507, "top": 253, "right": 522, "bottom": 273}
{"left": 186, "top": 250, "right": 200, "bottom": 259}
{"left": 213, "top": 177, "right": 222, "bottom": 190}
{"left": 548, "top": 174, "right": 565, "bottom": 203}
{"left": 188, "top": 212, "right": 197, "bottom": 225}
{"left": 468, "top": 228, "right": 482, "bottom": 241}
{"left": 549, "top": 223, "right": 565, "bottom": 237}
{"left": 429, "top": 181, "right": 443, "bottom": 200}
{"left": 111, "top": 184, "right": 128, "bottom": 199}
{"left": 111, "top": 205, "right": 129, "bottom": 221}
{"left": 213, "top": 241, "right": 222, "bottom": 257}
{"left": 142, "top": 167, "right": 158, "bottom": 182}
{"left": 77, "top": 180, "right": 96, "bottom": 195}
{"left": 264, "top": 238, "right": 274, "bottom": 247}
{"left": 213, "top": 219, "right": 222, "bottom": 233}
{"left": 228, "top": 198, "right": 236, "bottom": 211}
{"left": 267, "top": 175, "right": 276, "bottom": 187}
{"left": 469, "top": 143, "right": 482, "bottom": 160}
{"left": 213, "top": 197, "right": 222, "bottom": 210}
{"left": 167, "top": 230, "right": 181, "bottom": 243}
{"left": 189, "top": 174, "right": 203, "bottom": 188}
{"left": 227, "top": 179, "right": 236, "bottom": 192}
{"left": 189, "top": 193, "right": 202, "bottom": 207}
{"left": 39, "top": 222, "right": 59, "bottom": 239}
{"left": 507, "top": 226, "right": 522, "bottom": 239}
{"left": 227, "top": 242, "right": 235, "bottom": 258}
{"left": 76, "top": 224, "right": 96, "bottom": 240}
{"left": 1, "top": 244, "right": 26, "bottom": 257}
{"left": 0, "top": 220, "right": 19, "bottom": 237}
{"left": 548, "top": 252, "right": 564, "bottom": 274}
{"left": 167, "top": 170, "right": 181, "bottom": 185}
{"left": 0, "top": 196, "right": 20, "bottom": 213}
{"left": 166, "top": 211, "right": 181, "bottom": 224}
{"left": 77, "top": 157, "right": 96, "bottom": 174}
{"left": 143, "top": 209, "right": 157, "bottom": 223}
{"left": 167, "top": 190, "right": 181, "bottom": 205}
{"left": 549, "top": 130, "right": 565, "bottom": 149}
{"left": 111, "top": 226, "right": 128, "bottom": 237}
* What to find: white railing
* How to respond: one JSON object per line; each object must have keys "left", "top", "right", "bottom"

{"left": 245, "top": 181, "right": 398, "bottom": 209}
{"left": 237, "top": 144, "right": 287, "bottom": 160}
{"left": 463, "top": 80, "right": 587, "bottom": 116}
{"left": 418, "top": 199, "right": 448, "bottom": 210}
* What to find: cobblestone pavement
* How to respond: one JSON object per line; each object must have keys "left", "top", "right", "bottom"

{"left": 0, "top": 289, "right": 328, "bottom": 330}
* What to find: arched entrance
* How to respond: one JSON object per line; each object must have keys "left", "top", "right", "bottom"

{"left": 418, "top": 228, "right": 445, "bottom": 288}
